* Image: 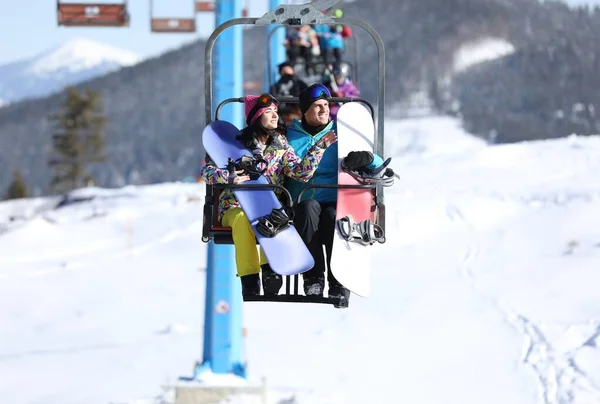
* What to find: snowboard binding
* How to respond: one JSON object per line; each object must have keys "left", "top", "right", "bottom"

{"left": 343, "top": 167, "right": 399, "bottom": 187}
{"left": 336, "top": 216, "right": 385, "bottom": 246}
{"left": 227, "top": 155, "right": 268, "bottom": 181}
{"left": 255, "top": 206, "right": 295, "bottom": 238}
{"left": 341, "top": 152, "right": 400, "bottom": 187}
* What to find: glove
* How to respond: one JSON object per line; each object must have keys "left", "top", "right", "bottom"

{"left": 342, "top": 151, "right": 392, "bottom": 177}
{"left": 342, "top": 151, "right": 374, "bottom": 172}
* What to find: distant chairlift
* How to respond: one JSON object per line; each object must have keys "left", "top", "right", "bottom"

{"left": 150, "top": 0, "right": 196, "bottom": 33}
{"left": 195, "top": 0, "right": 248, "bottom": 17}
{"left": 57, "top": 0, "right": 129, "bottom": 27}
{"left": 195, "top": 0, "right": 214, "bottom": 12}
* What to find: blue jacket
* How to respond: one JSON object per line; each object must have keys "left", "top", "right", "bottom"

{"left": 286, "top": 119, "right": 338, "bottom": 203}
{"left": 313, "top": 25, "right": 345, "bottom": 50}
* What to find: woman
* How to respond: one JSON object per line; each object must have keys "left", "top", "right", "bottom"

{"left": 202, "top": 93, "right": 337, "bottom": 297}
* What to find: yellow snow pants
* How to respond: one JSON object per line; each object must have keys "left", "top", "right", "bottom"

{"left": 221, "top": 207, "right": 267, "bottom": 277}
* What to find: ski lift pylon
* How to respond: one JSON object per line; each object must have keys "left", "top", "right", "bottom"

{"left": 56, "top": 0, "right": 129, "bottom": 27}
{"left": 150, "top": 0, "right": 196, "bottom": 33}
{"left": 201, "top": 1, "right": 386, "bottom": 306}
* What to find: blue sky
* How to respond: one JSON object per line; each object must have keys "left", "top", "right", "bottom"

{"left": 0, "top": 0, "right": 269, "bottom": 65}
{"left": 0, "top": 0, "right": 598, "bottom": 65}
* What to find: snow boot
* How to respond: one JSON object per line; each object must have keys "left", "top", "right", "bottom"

{"left": 240, "top": 273, "right": 260, "bottom": 297}
{"left": 303, "top": 276, "right": 325, "bottom": 296}
{"left": 261, "top": 264, "right": 282, "bottom": 296}
{"left": 328, "top": 285, "right": 350, "bottom": 309}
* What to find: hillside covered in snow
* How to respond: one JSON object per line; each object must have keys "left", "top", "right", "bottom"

{"left": 1, "top": 116, "right": 599, "bottom": 404}
{"left": 0, "top": 38, "right": 140, "bottom": 105}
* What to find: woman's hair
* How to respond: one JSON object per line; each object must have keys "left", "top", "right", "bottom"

{"left": 236, "top": 116, "right": 287, "bottom": 149}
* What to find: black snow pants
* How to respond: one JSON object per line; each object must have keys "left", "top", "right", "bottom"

{"left": 294, "top": 199, "right": 345, "bottom": 292}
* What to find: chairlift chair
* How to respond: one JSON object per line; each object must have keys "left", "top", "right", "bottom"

{"left": 195, "top": 0, "right": 248, "bottom": 16}
{"left": 57, "top": 0, "right": 129, "bottom": 27}
{"left": 201, "top": 0, "right": 386, "bottom": 306}
{"left": 195, "top": 0, "right": 215, "bottom": 12}
{"left": 150, "top": 0, "right": 196, "bottom": 33}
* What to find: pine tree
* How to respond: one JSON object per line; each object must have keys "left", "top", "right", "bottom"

{"left": 48, "top": 87, "right": 107, "bottom": 193}
{"left": 5, "top": 169, "right": 29, "bottom": 200}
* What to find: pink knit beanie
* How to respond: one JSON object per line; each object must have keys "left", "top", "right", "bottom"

{"left": 244, "top": 95, "right": 275, "bottom": 126}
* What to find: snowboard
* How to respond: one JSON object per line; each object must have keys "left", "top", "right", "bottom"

{"left": 202, "top": 120, "right": 314, "bottom": 276}
{"left": 330, "top": 102, "right": 377, "bottom": 297}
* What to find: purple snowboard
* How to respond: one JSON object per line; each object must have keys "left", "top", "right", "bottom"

{"left": 202, "top": 120, "right": 314, "bottom": 276}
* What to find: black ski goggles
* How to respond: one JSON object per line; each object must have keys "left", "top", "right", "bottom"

{"left": 246, "top": 93, "right": 279, "bottom": 125}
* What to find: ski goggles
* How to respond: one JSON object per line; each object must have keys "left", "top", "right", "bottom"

{"left": 307, "top": 83, "right": 332, "bottom": 101}
{"left": 246, "top": 93, "right": 279, "bottom": 125}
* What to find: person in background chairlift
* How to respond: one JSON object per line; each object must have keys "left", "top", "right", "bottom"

{"left": 324, "top": 63, "right": 360, "bottom": 119}
{"left": 201, "top": 93, "right": 337, "bottom": 297}
{"left": 286, "top": 25, "right": 320, "bottom": 76}
{"left": 315, "top": 23, "right": 345, "bottom": 69}
{"left": 270, "top": 62, "right": 309, "bottom": 126}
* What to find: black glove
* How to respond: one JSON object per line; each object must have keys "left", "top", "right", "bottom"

{"left": 342, "top": 151, "right": 374, "bottom": 172}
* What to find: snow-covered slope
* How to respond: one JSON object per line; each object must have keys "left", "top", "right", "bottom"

{"left": 453, "top": 37, "right": 515, "bottom": 72}
{"left": 0, "top": 38, "right": 141, "bottom": 106}
{"left": 1, "top": 116, "right": 599, "bottom": 404}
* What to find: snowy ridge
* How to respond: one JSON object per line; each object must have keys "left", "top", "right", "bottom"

{"left": 0, "top": 37, "right": 141, "bottom": 104}
{"left": 1, "top": 117, "right": 599, "bottom": 403}
{"left": 26, "top": 37, "right": 140, "bottom": 76}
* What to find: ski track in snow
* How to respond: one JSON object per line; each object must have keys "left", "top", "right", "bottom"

{"left": 445, "top": 200, "right": 600, "bottom": 404}
{"left": 503, "top": 309, "right": 600, "bottom": 404}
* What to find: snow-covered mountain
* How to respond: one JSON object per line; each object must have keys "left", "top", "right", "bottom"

{"left": 0, "top": 38, "right": 141, "bottom": 106}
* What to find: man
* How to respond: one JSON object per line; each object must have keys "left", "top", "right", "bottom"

{"left": 270, "top": 62, "right": 308, "bottom": 99}
{"left": 270, "top": 62, "right": 308, "bottom": 126}
{"left": 286, "top": 83, "right": 392, "bottom": 309}
{"left": 285, "top": 83, "right": 349, "bottom": 308}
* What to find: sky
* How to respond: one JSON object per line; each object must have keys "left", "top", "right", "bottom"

{"left": 0, "top": 0, "right": 270, "bottom": 65}
{"left": 0, "top": 0, "right": 598, "bottom": 66}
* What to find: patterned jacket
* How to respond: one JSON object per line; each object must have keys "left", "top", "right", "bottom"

{"left": 202, "top": 130, "right": 327, "bottom": 223}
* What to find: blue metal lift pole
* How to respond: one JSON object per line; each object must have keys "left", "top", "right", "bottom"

{"left": 265, "top": 0, "right": 286, "bottom": 91}
{"left": 195, "top": 0, "right": 246, "bottom": 379}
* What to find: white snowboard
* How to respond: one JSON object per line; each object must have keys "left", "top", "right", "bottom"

{"left": 330, "top": 102, "right": 377, "bottom": 298}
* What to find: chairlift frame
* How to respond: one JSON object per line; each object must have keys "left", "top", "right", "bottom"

{"left": 150, "top": 0, "right": 196, "bottom": 33}
{"left": 266, "top": 25, "right": 360, "bottom": 87}
{"left": 201, "top": 1, "right": 385, "bottom": 305}
{"left": 56, "top": 0, "right": 130, "bottom": 27}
